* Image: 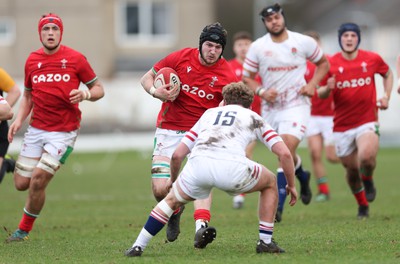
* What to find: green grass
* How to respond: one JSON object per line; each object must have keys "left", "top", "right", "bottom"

{"left": 1, "top": 146, "right": 399, "bottom": 264}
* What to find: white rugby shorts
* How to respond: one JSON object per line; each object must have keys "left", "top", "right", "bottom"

{"left": 263, "top": 105, "right": 310, "bottom": 141}
{"left": 153, "top": 128, "right": 186, "bottom": 158}
{"left": 333, "top": 122, "right": 379, "bottom": 157}
{"left": 306, "top": 115, "right": 335, "bottom": 146}
{"left": 177, "top": 155, "right": 261, "bottom": 200}
{"left": 20, "top": 126, "right": 77, "bottom": 163}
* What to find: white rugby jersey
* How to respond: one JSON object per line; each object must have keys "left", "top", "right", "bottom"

{"left": 182, "top": 104, "right": 282, "bottom": 159}
{"left": 244, "top": 30, "right": 323, "bottom": 111}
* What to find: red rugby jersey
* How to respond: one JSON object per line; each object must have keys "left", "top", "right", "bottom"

{"left": 24, "top": 45, "right": 97, "bottom": 132}
{"left": 328, "top": 50, "right": 389, "bottom": 132}
{"left": 305, "top": 60, "right": 334, "bottom": 116}
{"left": 153, "top": 48, "right": 238, "bottom": 131}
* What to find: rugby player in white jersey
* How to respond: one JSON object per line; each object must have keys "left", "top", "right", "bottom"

{"left": 125, "top": 82, "right": 297, "bottom": 257}
{"left": 242, "top": 3, "right": 330, "bottom": 222}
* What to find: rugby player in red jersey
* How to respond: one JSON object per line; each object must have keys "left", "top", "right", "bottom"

{"left": 318, "top": 23, "right": 393, "bottom": 219}
{"left": 127, "top": 22, "right": 237, "bottom": 252}
{"left": 6, "top": 13, "right": 104, "bottom": 242}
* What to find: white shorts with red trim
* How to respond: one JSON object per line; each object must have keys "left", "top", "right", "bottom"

{"left": 177, "top": 155, "right": 261, "bottom": 200}
{"left": 263, "top": 105, "right": 310, "bottom": 141}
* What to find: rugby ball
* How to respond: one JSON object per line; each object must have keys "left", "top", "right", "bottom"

{"left": 154, "top": 67, "right": 181, "bottom": 100}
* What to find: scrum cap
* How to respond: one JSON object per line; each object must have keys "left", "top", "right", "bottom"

{"left": 38, "top": 13, "right": 64, "bottom": 42}
{"left": 260, "top": 3, "right": 285, "bottom": 21}
{"left": 199, "top": 22, "right": 227, "bottom": 58}
{"left": 338, "top": 22, "right": 361, "bottom": 51}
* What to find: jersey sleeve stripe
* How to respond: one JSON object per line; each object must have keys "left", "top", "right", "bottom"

{"left": 244, "top": 58, "right": 258, "bottom": 69}
{"left": 262, "top": 130, "right": 275, "bottom": 138}
{"left": 266, "top": 134, "right": 279, "bottom": 142}
{"left": 85, "top": 76, "right": 98, "bottom": 85}
{"left": 185, "top": 134, "right": 196, "bottom": 142}
{"left": 307, "top": 47, "right": 321, "bottom": 62}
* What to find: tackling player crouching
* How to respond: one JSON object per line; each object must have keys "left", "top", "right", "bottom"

{"left": 125, "top": 82, "right": 297, "bottom": 257}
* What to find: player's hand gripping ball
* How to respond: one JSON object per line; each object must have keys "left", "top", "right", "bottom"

{"left": 154, "top": 67, "right": 181, "bottom": 101}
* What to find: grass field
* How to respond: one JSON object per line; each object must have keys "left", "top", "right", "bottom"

{"left": 1, "top": 145, "right": 399, "bottom": 264}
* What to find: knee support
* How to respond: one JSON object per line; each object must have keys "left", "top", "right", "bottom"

{"left": 36, "top": 153, "right": 60, "bottom": 175}
{"left": 151, "top": 160, "right": 170, "bottom": 178}
{"left": 15, "top": 157, "right": 39, "bottom": 178}
{"left": 172, "top": 182, "right": 190, "bottom": 203}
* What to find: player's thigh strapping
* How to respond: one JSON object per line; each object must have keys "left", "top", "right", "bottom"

{"left": 15, "top": 126, "right": 77, "bottom": 178}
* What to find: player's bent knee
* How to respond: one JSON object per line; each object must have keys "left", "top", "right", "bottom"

{"left": 14, "top": 177, "right": 31, "bottom": 191}
{"left": 15, "top": 156, "right": 39, "bottom": 179}
{"left": 36, "top": 153, "right": 60, "bottom": 175}
{"left": 152, "top": 178, "right": 170, "bottom": 201}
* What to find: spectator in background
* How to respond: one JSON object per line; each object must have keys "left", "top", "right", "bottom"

{"left": 124, "top": 82, "right": 297, "bottom": 257}
{"left": 0, "top": 67, "right": 21, "bottom": 184}
{"left": 6, "top": 13, "right": 104, "bottom": 242}
{"left": 132, "top": 22, "right": 238, "bottom": 250}
{"left": 227, "top": 31, "right": 262, "bottom": 209}
{"left": 318, "top": 22, "right": 393, "bottom": 219}
{"left": 303, "top": 31, "right": 339, "bottom": 202}
{"left": 242, "top": 3, "right": 330, "bottom": 222}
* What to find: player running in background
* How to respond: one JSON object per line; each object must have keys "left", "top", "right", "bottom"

{"left": 6, "top": 13, "right": 105, "bottom": 242}
{"left": 137, "top": 22, "right": 237, "bottom": 248}
{"left": 318, "top": 22, "right": 393, "bottom": 219}
{"left": 0, "top": 67, "right": 21, "bottom": 184}
{"left": 227, "top": 31, "right": 262, "bottom": 209}
{"left": 125, "top": 82, "right": 297, "bottom": 257}
{"left": 303, "top": 31, "right": 339, "bottom": 202}
{"left": 242, "top": 3, "right": 330, "bottom": 222}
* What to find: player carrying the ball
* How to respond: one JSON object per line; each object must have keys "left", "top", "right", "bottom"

{"left": 126, "top": 22, "right": 238, "bottom": 252}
